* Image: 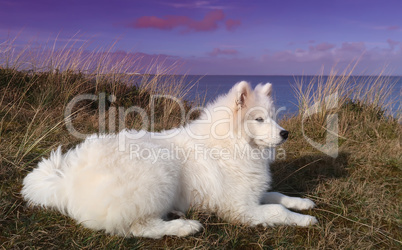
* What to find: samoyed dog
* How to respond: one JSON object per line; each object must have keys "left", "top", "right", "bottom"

{"left": 22, "top": 81, "right": 317, "bottom": 238}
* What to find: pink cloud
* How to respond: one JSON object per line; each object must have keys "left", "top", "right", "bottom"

{"left": 208, "top": 48, "right": 239, "bottom": 56}
{"left": 225, "top": 19, "right": 241, "bottom": 31}
{"left": 372, "top": 25, "right": 401, "bottom": 31}
{"left": 129, "top": 10, "right": 226, "bottom": 32}
{"left": 269, "top": 42, "right": 368, "bottom": 64}
{"left": 287, "top": 40, "right": 316, "bottom": 47}
{"left": 387, "top": 25, "right": 400, "bottom": 31}
{"left": 190, "top": 10, "right": 225, "bottom": 31}
{"left": 387, "top": 39, "right": 401, "bottom": 50}
{"left": 186, "top": 39, "right": 402, "bottom": 75}
{"left": 310, "top": 42, "right": 336, "bottom": 52}
{"left": 164, "top": 1, "right": 229, "bottom": 10}
{"left": 339, "top": 42, "right": 366, "bottom": 52}
{"left": 133, "top": 15, "right": 190, "bottom": 30}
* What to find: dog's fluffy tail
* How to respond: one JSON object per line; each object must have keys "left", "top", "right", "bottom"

{"left": 21, "top": 146, "right": 67, "bottom": 210}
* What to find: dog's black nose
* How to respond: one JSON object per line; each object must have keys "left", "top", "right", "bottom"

{"left": 280, "top": 130, "right": 289, "bottom": 139}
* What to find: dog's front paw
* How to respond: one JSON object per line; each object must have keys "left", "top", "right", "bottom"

{"left": 177, "top": 220, "right": 203, "bottom": 237}
{"left": 285, "top": 198, "right": 316, "bottom": 211}
{"left": 297, "top": 198, "right": 316, "bottom": 210}
{"left": 295, "top": 215, "right": 318, "bottom": 227}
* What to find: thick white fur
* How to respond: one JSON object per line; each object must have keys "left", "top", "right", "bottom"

{"left": 21, "top": 82, "right": 317, "bottom": 239}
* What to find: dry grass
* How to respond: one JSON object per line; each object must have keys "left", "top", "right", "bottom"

{"left": 275, "top": 63, "right": 401, "bottom": 248}
{"left": 1, "top": 38, "right": 401, "bottom": 249}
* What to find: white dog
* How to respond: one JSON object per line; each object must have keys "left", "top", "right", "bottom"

{"left": 22, "top": 81, "right": 317, "bottom": 238}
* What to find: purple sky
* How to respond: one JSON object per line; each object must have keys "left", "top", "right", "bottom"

{"left": 1, "top": 0, "right": 402, "bottom": 75}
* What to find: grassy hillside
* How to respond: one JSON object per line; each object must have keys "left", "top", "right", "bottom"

{"left": 0, "top": 49, "right": 401, "bottom": 248}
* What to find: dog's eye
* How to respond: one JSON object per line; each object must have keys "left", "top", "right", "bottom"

{"left": 255, "top": 117, "right": 264, "bottom": 122}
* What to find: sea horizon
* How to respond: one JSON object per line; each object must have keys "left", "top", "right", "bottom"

{"left": 182, "top": 75, "right": 402, "bottom": 120}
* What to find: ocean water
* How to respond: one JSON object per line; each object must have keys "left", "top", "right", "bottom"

{"left": 185, "top": 75, "right": 402, "bottom": 119}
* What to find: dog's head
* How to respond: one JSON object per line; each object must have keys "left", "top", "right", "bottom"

{"left": 230, "top": 81, "right": 288, "bottom": 147}
{"left": 197, "top": 81, "right": 288, "bottom": 147}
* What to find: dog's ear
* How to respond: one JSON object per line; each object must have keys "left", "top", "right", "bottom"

{"left": 260, "top": 83, "right": 272, "bottom": 96}
{"left": 234, "top": 81, "right": 250, "bottom": 109}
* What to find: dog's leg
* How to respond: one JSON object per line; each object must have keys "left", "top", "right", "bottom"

{"left": 260, "top": 192, "right": 316, "bottom": 210}
{"left": 242, "top": 204, "right": 317, "bottom": 227}
{"left": 130, "top": 218, "right": 203, "bottom": 239}
{"left": 165, "top": 210, "right": 186, "bottom": 220}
